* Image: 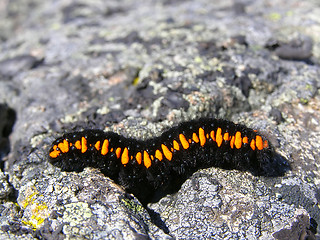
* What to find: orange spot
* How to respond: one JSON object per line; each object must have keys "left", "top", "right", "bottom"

{"left": 199, "top": 128, "right": 206, "bottom": 146}
{"left": 192, "top": 133, "right": 199, "bottom": 143}
{"left": 188, "top": 139, "right": 192, "bottom": 143}
{"left": 144, "top": 151, "right": 151, "bottom": 168}
{"left": 116, "top": 147, "right": 121, "bottom": 158}
{"left": 162, "top": 144, "right": 172, "bottom": 160}
{"left": 110, "top": 148, "right": 113, "bottom": 152}
{"left": 121, "top": 147, "right": 129, "bottom": 165}
{"left": 179, "top": 134, "right": 190, "bottom": 149}
{"left": 151, "top": 155, "right": 154, "bottom": 160}
{"left": 69, "top": 143, "right": 72, "bottom": 146}
{"left": 101, "top": 139, "right": 109, "bottom": 155}
{"left": 250, "top": 139, "right": 256, "bottom": 150}
{"left": 216, "top": 128, "right": 223, "bottom": 147}
{"left": 235, "top": 131, "right": 242, "bottom": 149}
{"left": 136, "top": 152, "right": 142, "bottom": 164}
{"left": 206, "top": 133, "right": 209, "bottom": 139}
{"left": 210, "top": 131, "right": 215, "bottom": 141}
{"left": 155, "top": 149, "right": 163, "bottom": 161}
{"left": 243, "top": 137, "right": 248, "bottom": 144}
{"left": 81, "top": 137, "right": 87, "bottom": 153}
{"left": 256, "top": 135, "right": 263, "bottom": 150}
{"left": 173, "top": 140, "right": 180, "bottom": 151}
{"left": 223, "top": 132, "right": 229, "bottom": 141}
{"left": 75, "top": 140, "right": 81, "bottom": 150}
{"left": 230, "top": 136, "right": 235, "bottom": 148}
{"left": 263, "top": 140, "right": 269, "bottom": 148}
{"left": 49, "top": 145, "right": 60, "bottom": 158}
{"left": 95, "top": 141, "right": 101, "bottom": 151}
{"left": 58, "top": 139, "right": 69, "bottom": 153}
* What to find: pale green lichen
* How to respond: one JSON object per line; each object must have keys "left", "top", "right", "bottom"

{"left": 63, "top": 202, "right": 93, "bottom": 226}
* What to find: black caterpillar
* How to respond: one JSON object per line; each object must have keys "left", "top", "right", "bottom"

{"left": 49, "top": 118, "right": 288, "bottom": 203}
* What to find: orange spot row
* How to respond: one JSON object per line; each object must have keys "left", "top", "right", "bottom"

{"left": 50, "top": 127, "right": 270, "bottom": 167}
{"left": 186, "top": 128, "right": 269, "bottom": 152}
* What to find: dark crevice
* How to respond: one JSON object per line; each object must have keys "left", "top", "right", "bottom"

{"left": 0, "top": 103, "right": 16, "bottom": 172}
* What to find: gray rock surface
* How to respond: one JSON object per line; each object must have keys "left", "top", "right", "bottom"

{"left": 0, "top": 0, "right": 319, "bottom": 239}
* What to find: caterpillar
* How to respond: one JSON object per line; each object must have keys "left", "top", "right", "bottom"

{"left": 49, "top": 118, "right": 287, "bottom": 203}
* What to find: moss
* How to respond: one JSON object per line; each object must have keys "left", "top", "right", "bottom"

{"left": 120, "top": 198, "right": 143, "bottom": 213}
{"left": 268, "top": 12, "right": 281, "bottom": 21}
{"left": 300, "top": 98, "right": 309, "bottom": 104}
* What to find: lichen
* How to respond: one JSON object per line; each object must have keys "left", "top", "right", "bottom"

{"left": 20, "top": 186, "right": 49, "bottom": 230}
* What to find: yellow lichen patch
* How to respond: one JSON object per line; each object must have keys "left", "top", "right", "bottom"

{"left": 132, "top": 76, "right": 140, "bottom": 86}
{"left": 19, "top": 186, "right": 49, "bottom": 230}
